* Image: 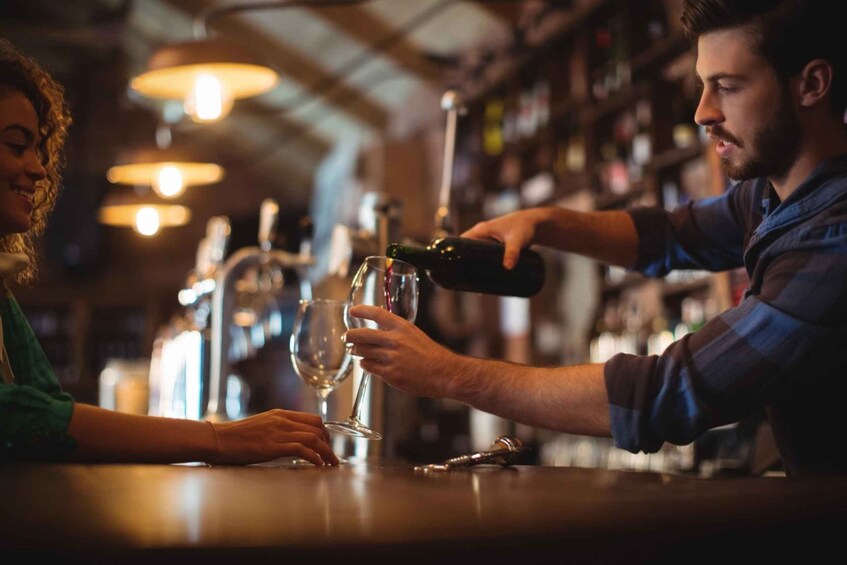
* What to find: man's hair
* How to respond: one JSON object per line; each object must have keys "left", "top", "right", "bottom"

{"left": 0, "top": 39, "right": 71, "bottom": 285}
{"left": 681, "top": 0, "right": 846, "bottom": 118}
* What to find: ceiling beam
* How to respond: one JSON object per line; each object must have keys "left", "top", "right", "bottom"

{"left": 164, "top": 0, "right": 389, "bottom": 131}
{"left": 308, "top": 4, "right": 443, "bottom": 84}
{"left": 184, "top": 117, "right": 322, "bottom": 211}
{"left": 472, "top": 0, "right": 524, "bottom": 27}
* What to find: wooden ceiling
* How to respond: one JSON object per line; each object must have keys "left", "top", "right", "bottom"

{"left": 0, "top": 0, "right": 581, "bottom": 298}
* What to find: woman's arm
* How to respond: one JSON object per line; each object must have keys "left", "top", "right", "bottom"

{"left": 66, "top": 403, "right": 339, "bottom": 466}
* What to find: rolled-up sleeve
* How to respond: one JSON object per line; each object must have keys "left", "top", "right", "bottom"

{"left": 605, "top": 296, "right": 830, "bottom": 453}
{"left": 628, "top": 180, "right": 751, "bottom": 276}
{"left": 0, "top": 384, "right": 76, "bottom": 460}
{"left": 605, "top": 234, "right": 847, "bottom": 453}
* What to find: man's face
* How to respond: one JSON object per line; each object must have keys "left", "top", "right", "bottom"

{"left": 0, "top": 90, "right": 45, "bottom": 237}
{"left": 695, "top": 28, "right": 802, "bottom": 181}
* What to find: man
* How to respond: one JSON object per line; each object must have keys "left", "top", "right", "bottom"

{"left": 345, "top": 0, "right": 847, "bottom": 476}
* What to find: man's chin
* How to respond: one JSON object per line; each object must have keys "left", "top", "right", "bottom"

{"left": 720, "top": 160, "right": 750, "bottom": 181}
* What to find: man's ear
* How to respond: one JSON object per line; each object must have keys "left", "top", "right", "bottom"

{"left": 796, "top": 58, "right": 833, "bottom": 108}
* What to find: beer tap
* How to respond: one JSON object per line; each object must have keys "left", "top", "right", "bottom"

{"left": 204, "top": 199, "right": 314, "bottom": 422}
{"left": 433, "top": 89, "right": 466, "bottom": 239}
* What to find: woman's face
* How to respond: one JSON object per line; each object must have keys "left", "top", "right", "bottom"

{"left": 0, "top": 90, "right": 46, "bottom": 237}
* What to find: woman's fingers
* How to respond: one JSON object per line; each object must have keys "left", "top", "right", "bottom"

{"left": 278, "top": 432, "right": 339, "bottom": 466}
{"left": 269, "top": 409, "right": 331, "bottom": 443}
{"left": 215, "top": 410, "right": 339, "bottom": 465}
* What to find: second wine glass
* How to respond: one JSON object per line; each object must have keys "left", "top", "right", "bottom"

{"left": 325, "top": 256, "right": 418, "bottom": 440}
{"left": 289, "top": 299, "right": 353, "bottom": 423}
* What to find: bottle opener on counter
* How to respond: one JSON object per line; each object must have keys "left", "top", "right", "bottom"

{"left": 414, "top": 436, "right": 525, "bottom": 472}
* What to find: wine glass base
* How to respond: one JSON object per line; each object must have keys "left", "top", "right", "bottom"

{"left": 325, "top": 419, "right": 383, "bottom": 440}
{"left": 252, "top": 456, "right": 346, "bottom": 467}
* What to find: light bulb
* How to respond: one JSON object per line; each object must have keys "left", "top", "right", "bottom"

{"left": 152, "top": 165, "right": 184, "bottom": 198}
{"left": 184, "top": 73, "right": 234, "bottom": 123}
{"left": 134, "top": 206, "right": 161, "bottom": 237}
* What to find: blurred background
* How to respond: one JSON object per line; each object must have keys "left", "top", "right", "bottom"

{"left": 0, "top": 0, "right": 776, "bottom": 475}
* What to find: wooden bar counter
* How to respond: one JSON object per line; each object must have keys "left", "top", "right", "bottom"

{"left": 2, "top": 460, "right": 845, "bottom": 564}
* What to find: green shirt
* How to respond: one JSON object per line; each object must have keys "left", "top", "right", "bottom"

{"left": 0, "top": 290, "right": 77, "bottom": 460}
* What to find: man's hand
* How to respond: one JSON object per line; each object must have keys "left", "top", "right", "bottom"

{"left": 344, "top": 304, "right": 459, "bottom": 398}
{"left": 461, "top": 209, "right": 546, "bottom": 269}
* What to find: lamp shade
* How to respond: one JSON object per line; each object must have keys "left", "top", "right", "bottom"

{"left": 130, "top": 39, "right": 278, "bottom": 123}
{"left": 98, "top": 190, "right": 192, "bottom": 237}
{"left": 107, "top": 146, "right": 225, "bottom": 198}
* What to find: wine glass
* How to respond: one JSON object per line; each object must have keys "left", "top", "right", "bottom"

{"left": 289, "top": 298, "right": 353, "bottom": 423}
{"left": 325, "top": 256, "right": 418, "bottom": 440}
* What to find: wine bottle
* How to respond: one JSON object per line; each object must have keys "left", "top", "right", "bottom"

{"left": 386, "top": 236, "right": 545, "bottom": 297}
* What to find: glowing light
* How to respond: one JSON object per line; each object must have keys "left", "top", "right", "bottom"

{"left": 134, "top": 206, "right": 161, "bottom": 237}
{"left": 184, "top": 73, "right": 234, "bottom": 123}
{"left": 153, "top": 165, "right": 185, "bottom": 198}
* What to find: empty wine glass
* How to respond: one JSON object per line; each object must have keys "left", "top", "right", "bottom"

{"left": 325, "top": 256, "right": 418, "bottom": 440}
{"left": 289, "top": 299, "right": 353, "bottom": 423}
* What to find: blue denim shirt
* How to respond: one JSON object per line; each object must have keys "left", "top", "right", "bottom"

{"left": 605, "top": 154, "right": 847, "bottom": 476}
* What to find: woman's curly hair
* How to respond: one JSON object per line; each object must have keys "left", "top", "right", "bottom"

{"left": 0, "top": 39, "right": 72, "bottom": 285}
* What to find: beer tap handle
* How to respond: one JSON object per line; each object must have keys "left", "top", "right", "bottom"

{"left": 434, "top": 89, "right": 466, "bottom": 239}
{"left": 206, "top": 216, "right": 231, "bottom": 272}
{"left": 258, "top": 198, "right": 279, "bottom": 254}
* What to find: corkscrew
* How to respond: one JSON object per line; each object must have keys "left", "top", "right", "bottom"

{"left": 414, "top": 436, "right": 525, "bottom": 472}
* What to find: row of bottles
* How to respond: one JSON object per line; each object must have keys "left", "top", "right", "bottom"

{"left": 589, "top": 294, "right": 718, "bottom": 363}
{"left": 482, "top": 79, "right": 552, "bottom": 157}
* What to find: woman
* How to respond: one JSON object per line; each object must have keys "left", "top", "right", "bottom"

{"left": 0, "top": 39, "right": 338, "bottom": 466}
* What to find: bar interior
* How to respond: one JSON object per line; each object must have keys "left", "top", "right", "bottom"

{"left": 2, "top": 0, "right": 846, "bottom": 562}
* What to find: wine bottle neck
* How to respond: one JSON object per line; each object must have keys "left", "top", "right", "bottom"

{"left": 386, "top": 244, "right": 436, "bottom": 270}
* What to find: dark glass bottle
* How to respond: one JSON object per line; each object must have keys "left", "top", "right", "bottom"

{"left": 386, "top": 236, "right": 545, "bottom": 297}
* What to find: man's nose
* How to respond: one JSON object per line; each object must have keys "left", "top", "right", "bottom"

{"left": 694, "top": 88, "right": 723, "bottom": 127}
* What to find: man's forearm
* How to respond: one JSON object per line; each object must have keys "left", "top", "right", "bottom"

{"left": 445, "top": 356, "right": 612, "bottom": 437}
{"left": 533, "top": 207, "right": 639, "bottom": 268}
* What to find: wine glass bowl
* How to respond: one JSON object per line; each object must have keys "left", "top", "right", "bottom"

{"left": 326, "top": 256, "right": 419, "bottom": 440}
{"left": 289, "top": 299, "right": 353, "bottom": 422}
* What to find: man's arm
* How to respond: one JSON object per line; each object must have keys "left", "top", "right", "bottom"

{"left": 462, "top": 207, "right": 639, "bottom": 270}
{"left": 445, "top": 356, "right": 611, "bottom": 437}
{"left": 346, "top": 305, "right": 611, "bottom": 437}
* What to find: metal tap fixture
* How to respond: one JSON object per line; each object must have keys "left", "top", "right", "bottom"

{"left": 414, "top": 436, "right": 526, "bottom": 472}
{"left": 433, "top": 89, "right": 466, "bottom": 239}
{"left": 149, "top": 216, "right": 230, "bottom": 420}
{"left": 204, "top": 199, "right": 314, "bottom": 422}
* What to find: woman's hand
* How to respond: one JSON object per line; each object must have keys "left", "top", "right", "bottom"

{"left": 344, "top": 304, "right": 460, "bottom": 398}
{"left": 210, "top": 409, "right": 338, "bottom": 466}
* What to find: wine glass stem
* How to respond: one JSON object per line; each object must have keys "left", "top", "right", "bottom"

{"left": 350, "top": 371, "right": 371, "bottom": 423}
{"left": 316, "top": 391, "right": 330, "bottom": 422}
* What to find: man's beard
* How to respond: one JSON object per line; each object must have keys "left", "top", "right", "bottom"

{"left": 717, "top": 88, "right": 802, "bottom": 181}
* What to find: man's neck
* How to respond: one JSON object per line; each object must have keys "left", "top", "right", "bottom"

{"left": 770, "top": 122, "right": 847, "bottom": 201}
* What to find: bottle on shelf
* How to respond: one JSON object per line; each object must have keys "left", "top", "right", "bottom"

{"left": 483, "top": 97, "right": 505, "bottom": 157}
{"left": 386, "top": 236, "right": 546, "bottom": 298}
{"left": 554, "top": 113, "right": 586, "bottom": 178}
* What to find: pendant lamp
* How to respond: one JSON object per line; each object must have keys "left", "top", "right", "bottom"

{"left": 106, "top": 145, "right": 225, "bottom": 199}
{"left": 98, "top": 189, "right": 192, "bottom": 237}
{"left": 130, "top": 39, "right": 278, "bottom": 124}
